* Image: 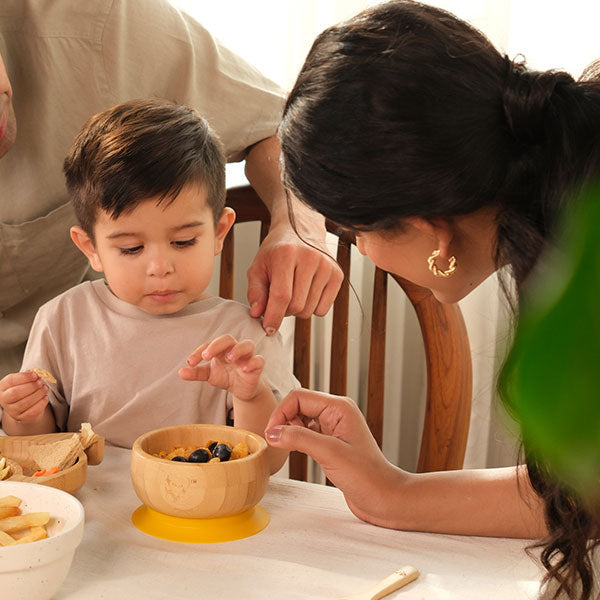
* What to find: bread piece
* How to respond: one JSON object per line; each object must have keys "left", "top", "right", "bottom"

{"left": 29, "top": 434, "right": 83, "bottom": 471}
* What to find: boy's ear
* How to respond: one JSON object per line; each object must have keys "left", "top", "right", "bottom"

{"left": 213, "top": 207, "right": 236, "bottom": 255}
{"left": 70, "top": 226, "right": 104, "bottom": 272}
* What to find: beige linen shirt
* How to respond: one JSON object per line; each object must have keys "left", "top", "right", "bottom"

{"left": 0, "top": 0, "right": 285, "bottom": 376}
{"left": 20, "top": 280, "right": 299, "bottom": 448}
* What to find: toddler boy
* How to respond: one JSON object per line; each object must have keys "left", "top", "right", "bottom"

{"left": 0, "top": 99, "right": 296, "bottom": 472}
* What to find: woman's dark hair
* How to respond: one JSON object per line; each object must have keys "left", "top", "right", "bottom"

{"left": 279, "top": 2, "right": 600, "bottom": 597}
{"left": 64, "top": 98, "right": 226, "bottom": 238}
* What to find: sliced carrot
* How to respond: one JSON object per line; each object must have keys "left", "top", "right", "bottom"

{"left": 33, "top": 469, "right": 47, "bottom": 477}
{"left": 45, "top": 466, "right": 60, "bottom": 475}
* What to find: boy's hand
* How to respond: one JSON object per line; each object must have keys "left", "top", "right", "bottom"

{"left": 0, "top": 371, "right": 49, "bottom": 423}
{"left": 179, "top": 335, "right": 266, "bottom": 402}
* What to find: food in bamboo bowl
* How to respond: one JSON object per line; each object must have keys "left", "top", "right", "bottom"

{"left": 130, "top": 424, "right": 270, "bottom": 543}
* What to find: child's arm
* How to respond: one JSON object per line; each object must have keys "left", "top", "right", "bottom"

{"left": 179, "top": 335, "right": 288, "bottom": 474}
{"left": 0, "top": 371, "right": 58, "bottom": 435}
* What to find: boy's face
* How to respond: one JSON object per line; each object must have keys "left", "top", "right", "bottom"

{"left": 71, "top": 184, "right": 234, "bottom": 315}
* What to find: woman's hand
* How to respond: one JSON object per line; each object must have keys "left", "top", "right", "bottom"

{"left": 179, "top": 335, "right": 267, "bottom": 402}
{"left": 264, "top": 388, "right": 408, "bottom": 527}
{"left": 0, "top": 371, "right": 49, "bottom": 424}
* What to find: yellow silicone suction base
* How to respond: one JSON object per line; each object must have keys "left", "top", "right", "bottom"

{"left": 131, "top": 504, "right": 269, "bottom": 543}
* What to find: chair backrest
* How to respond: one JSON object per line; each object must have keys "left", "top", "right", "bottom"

{"left": 222, "top": 185, "right": 472, "bottom": 479}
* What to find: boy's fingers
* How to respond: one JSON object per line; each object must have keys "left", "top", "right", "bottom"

{"left": 15, "top": 396, "right": 49, "bottom": 422}
{"left": 239, "top": 355, "right": 264, "bottom": 374}
{"left": 201, "top": 335, "right": 237, "bottom": 360}
{"left": 178, "top": 364, "right": 211, "bottom": 381}
{"left": 226, "top": 339, "right": 256, "bottom": 362}
{"left": 0, "top": 371, "right": 39, "bottom": 392}
{"left": 186, "top": 342, "right": 210, "bottom": 367}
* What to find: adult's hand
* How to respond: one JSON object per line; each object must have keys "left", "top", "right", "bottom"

{"left": 246, "top": 217, "right": 343, "bottom": 334}
{"left": 244, "top": 136, "right": 343, "bottom": 334}
{"left": 264, "top": 388, "right": 406, "bottom": 527}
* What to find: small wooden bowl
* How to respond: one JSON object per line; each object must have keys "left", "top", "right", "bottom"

{"left": 130, "top": 424, "right": 269, "bottom": 519}
{"left": 0, "top": 432, "right": 104, "bottom": 495}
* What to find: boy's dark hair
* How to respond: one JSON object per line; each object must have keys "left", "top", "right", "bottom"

{"left": 64, "top": 98, "right": 226, "bottom": 237}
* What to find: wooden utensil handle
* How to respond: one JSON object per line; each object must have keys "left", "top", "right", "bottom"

{"left": 369, "top": 566, "right": 419, "bottom": 600}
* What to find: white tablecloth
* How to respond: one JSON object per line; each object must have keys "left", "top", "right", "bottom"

{"left": 55, "top": 445, "right": 544, "bottom": 599}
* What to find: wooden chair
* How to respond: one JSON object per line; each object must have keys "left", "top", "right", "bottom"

{"left": 221, "top": 185, "right": 473, "bottom": 480}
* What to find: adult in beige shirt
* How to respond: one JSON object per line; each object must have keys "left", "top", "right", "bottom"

{"left": 0, "top": 0, "right": 343, "bottom": 378}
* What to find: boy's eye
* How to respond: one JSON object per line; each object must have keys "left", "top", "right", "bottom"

{"left": 172, "top": 238, "right": 197, "bottom": 248}
{"left": 120, "top": 245, "right": 143, "bottom": 255}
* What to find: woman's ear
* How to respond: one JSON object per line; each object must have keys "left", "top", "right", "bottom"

{"left": 70, "top": 226, "right": 104, "bottom": 272}
{"left": 405, "top": 216, "right": 454, "bottom": 259}
{"left": 213, "top": 207, "right": 236, "bottom": 255}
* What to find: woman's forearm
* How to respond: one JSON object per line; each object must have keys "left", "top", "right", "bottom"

{"left": 356, "top": 463, "right": 547, "bottom": 539}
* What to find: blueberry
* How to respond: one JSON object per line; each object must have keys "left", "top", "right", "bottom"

{"left": 171, "top": 456, "right": 187, "bottom": 462}
{"left": 207, "top": 441, "right": 218, "bottom": 453}
{"left": 212, "top": 443, "right": 231, "bottom": 462}
{"left": 188, "top": 448, "right": 211, "bottom": 463}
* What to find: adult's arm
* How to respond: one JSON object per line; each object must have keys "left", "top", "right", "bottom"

{"left": 265, "top": 389, "right": 547, "bottom": 539}
{"left": 244, "top": 135, "right": 344, "bottom": 333}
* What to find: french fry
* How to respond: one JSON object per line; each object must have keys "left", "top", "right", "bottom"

{"left": 0, "top": 530, "right": 16, "bottom": 546}
{"left": 0, "top": 495, "right": 22, "bottom": 508}
{"left": 0, "top": 506, "right": 20, "bottom": 519}
{"left": 13, "top": 526, "right": 48, "bottom": 544}
{"left": 0, "top": 512, "right": 50, "bottom": 533}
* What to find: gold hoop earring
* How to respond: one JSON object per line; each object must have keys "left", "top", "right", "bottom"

{"left": 427, "top": 249, "right": 456, "bottom": 278}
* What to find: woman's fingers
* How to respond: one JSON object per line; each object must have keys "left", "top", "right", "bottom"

{"left": 265, "top": 422, "right": 349, "bottom": 467}
{"left": 266, "top": 388, "right": 361, "bottom": 433}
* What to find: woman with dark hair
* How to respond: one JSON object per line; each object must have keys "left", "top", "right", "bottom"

{"left": 264, "top": 2, "right": 600, "bottom": 598}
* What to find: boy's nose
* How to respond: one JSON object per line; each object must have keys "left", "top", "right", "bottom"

{"left": 146, "top": 254, "right": 174, "bottom": 277}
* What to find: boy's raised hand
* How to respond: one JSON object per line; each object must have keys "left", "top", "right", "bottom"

{"left": 0, "top": 371, "right": 49, "bottom": 423}
{"left": 179, "top": 335, "right": 266, "bottom": 402}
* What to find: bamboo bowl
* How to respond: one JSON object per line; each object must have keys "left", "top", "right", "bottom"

{"left": 0, "top": 433, "right": 105, "bottom": 495}
{"left": 130, "top": 424, "right": 269, "bottom": 520}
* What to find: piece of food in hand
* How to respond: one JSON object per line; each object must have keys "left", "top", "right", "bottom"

{"left": 32, "top": 368, "right": 57, "bottom": 384}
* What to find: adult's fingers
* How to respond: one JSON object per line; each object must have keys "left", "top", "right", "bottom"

{"left": 246, "top": 261, "right": 270, "bottom": 321}
{"left": 266, "top": 388, "right": 340, "bottom": 429}
{"left": 313, "top": 267, "right": 344, "bottom": 317}
{"left": 264, "top": 422, "right": 349, "bottom": 467}
{"left": 260, "top": 254, "right": 294, "bottom": 334}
